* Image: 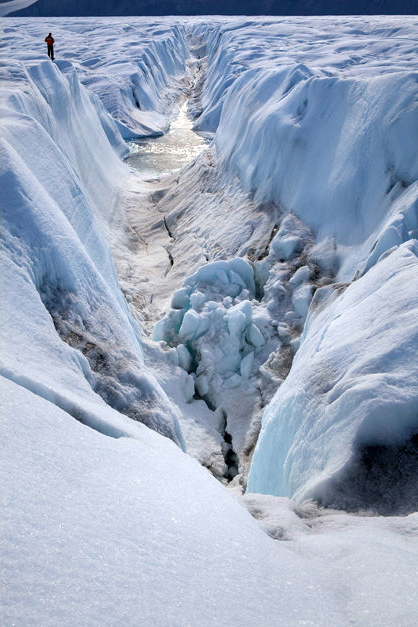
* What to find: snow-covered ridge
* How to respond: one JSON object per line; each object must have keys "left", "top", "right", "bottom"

{"left": 1, "top": 19, "right": 190, "bottom": 137}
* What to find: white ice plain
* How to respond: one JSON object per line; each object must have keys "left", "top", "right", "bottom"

{"left": 1, "top": 15, "right": 418, "bottom": 626}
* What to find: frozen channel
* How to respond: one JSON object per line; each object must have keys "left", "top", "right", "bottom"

{"left": 125, "top": 101, "right": 209, "bottom": 177}
{"left": 112, "top": 95, "right": 213, "bottom": 335}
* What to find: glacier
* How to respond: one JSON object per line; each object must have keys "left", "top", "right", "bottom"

{"left": 1, "top": 14, "right": 418, "bottom": 626}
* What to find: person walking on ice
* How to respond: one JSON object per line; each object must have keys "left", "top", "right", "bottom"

{"left": 45, "top": 33, "right": 55, "bottom": 60}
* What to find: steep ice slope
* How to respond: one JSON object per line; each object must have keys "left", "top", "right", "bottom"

{"left": 1, "top": 57, "right": 184, "bottom": 446}
{"left": 216, "top": 67, "right": 418, "bottom": 279}
{"left": 196, "top": 17, "right": 417, "bottom": 281}
{"left": 248, "top": 242, "right": 418, "bottom": 512}
{"left": 0, "top": 17, "right": 239, "bottom": 477}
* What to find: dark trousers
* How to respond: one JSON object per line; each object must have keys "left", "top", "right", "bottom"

{"left": 47, "top": 44, "right": 54, "bottom": 60}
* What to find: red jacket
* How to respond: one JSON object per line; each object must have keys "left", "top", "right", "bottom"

{"left": 45, "top": 36, "right": 54, "bottom": 45}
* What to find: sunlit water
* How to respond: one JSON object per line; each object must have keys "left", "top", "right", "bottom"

{"left": 125, "top": 102, "right": 209, "bottom": 176}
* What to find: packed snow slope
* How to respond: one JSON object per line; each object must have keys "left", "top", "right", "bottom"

{"left": 3, "top": 376, "right": 359, "bottom": 626}
{"left": 1, "top": 15, "right": 418, "bottom": 626}
{"left": 3, "top": 0, "right": 418, "bottom": 16}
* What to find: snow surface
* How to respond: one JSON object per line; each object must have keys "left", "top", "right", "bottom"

{"left": 1, "top": 14, "right": 418, "bottom": 626}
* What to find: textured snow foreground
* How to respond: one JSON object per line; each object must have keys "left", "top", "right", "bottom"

{"left": 1, "top": 16, "right": 418, "bottom": 626}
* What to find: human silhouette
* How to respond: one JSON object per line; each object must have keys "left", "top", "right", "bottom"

{"left": 45, "top": 33, "right": 55, "bottom": 60}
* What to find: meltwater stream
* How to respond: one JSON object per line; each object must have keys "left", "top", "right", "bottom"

{"left": 125, "top": 102, "right": 208, "bottom": 176}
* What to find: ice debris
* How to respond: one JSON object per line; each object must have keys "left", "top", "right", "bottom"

{"left": 154, "top": 257, "right": 264, "bottom": 401}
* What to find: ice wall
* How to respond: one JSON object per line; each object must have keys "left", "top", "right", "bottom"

{"left": 192, "top": 18, "right": 418, "bottom": 510}
{"left": 1, "top": 59, "right": 184, "bottom": 447}
{"left": 217, "top": 68, "right": 418, "bottom": 279}
{"left": 77, "top": 23, "right": 190, "bottom": 138}
{"left": 196, "top": 18, "right": 418, "bottom": 279}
